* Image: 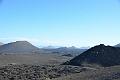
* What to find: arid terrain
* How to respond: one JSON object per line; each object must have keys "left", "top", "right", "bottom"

{"left": 1, "top": 0, "right": 120, "bottom": 79}
{"left": 0, "top": 54, "right": 119, "bottom": 80}
{"left": 0, "top": 54, "right": 72, "bottom": 66}
{"left": 52, "top": 65, "right": 120, "bottom": 80}
{"left": 0, "top": 41, "right": 120, "bottom": 80}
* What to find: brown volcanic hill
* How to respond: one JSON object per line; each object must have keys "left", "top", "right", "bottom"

{"left": 0, "top": 41, "right": 40, "bottom": 53}
{"left": 63, "top": 44, "right": 120, "bottom": 67}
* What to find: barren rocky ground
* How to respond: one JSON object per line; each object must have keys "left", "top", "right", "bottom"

{"left": 0, "top": 54, "right": 72, "bottom": 66}
{"left": 0, "top": 52, "right": 119, "bottom": 80}
{"left": 52, "top": 65, "right": 120, "bottom": 80}
{"left": 0, "top": 64, "right": 84, "bottom": 80}
{"left": 0, "top": 64, "right": 120, "bottom": 80}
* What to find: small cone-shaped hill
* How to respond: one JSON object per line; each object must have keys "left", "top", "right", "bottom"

{"left": 63, "top": 44, "right": 120, "bottom": 67}
{"left": 0, "top": 41, "right": 40, "bottom": 53}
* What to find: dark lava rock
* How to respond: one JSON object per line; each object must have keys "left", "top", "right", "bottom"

{"left": 63, "top": 44, "right": 120, "bottom": 67}
{"left": 0, "top": 64, "right": 83, "bottom": 80}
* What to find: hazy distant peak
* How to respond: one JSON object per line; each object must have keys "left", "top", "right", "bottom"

{"left": 42, "top": 46, "right": 60, "bottom": 49}
{"left": 114, "top": 43, "right": 120, "bottom": 47}
{"left": 80, "top": 46, "right": 90, "bottom": 49}
{"left": 68, "top": 46, "right": 77, "bottom": 49}
{"left": 0, "top": 42, "right": 4, "bottom": 46}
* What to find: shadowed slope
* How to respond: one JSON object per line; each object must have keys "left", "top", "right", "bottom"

{"left": 63, "top": 44, "right": 120, "bottom": 67}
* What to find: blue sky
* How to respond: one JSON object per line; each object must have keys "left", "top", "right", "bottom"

{"left": 0, "top": 0, "right": 120, "bottom": 47}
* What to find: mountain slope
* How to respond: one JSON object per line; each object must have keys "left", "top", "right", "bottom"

{"left": 0, "top": 41, "right": 40, "bottom": 53}
{"left": 63, "top": 44, "right": 120, "bottom": 67}
{"left": 0, "top": 42, "right": 4, "bottom": 46}
{"left": 114, "top": 43, "right": 120, "bottom": 47}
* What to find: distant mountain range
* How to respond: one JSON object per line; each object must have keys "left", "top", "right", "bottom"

{"left": 42, "top": 46, "right": 61, "bottom": 49}
{"left": 42, "top": 46, "right": 90, "bottom": 49}
{"left": 42, "top": 47, "right": 87, "bottom": 56}
{"left": 63, "top": 44, "right": 120, "bottom": 67}
{"left": 0, "top": 41, "right": 87, "bottom": 54}
{"left": 1, "top": 41, "right": 120, "bottom": 61}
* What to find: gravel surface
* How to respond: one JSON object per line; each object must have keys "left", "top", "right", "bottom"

{"left": 0, "top": 64, "right": 84, "bottom": 80}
